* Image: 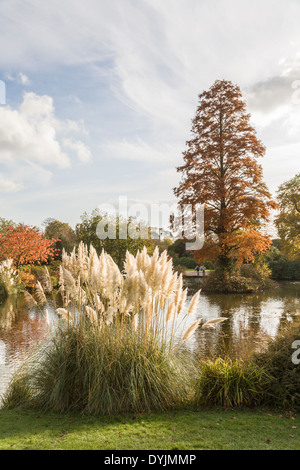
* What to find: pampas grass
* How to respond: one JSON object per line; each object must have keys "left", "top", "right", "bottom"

{"left": 6, "top": 242, "right": 226, "bottom": 415}
{"left": 31, "top": 242, "right": 219, "bottom": 350}
{"left": 34, "top": 281, "right": 47, "bottom": 306}
{"left": 3, "top": 318, "right": 194, "bottom": 415}
{"left": 0, "top": 259, "right": 17, "bottom": 293}
{"left": 41, "top": 265, "right": 53, "bottom": 295}
{"left": 182, "top": 320, "right": 202, "bottom": 342}
{"left": 22, "top": 290, "right": 38, "bottom": 308}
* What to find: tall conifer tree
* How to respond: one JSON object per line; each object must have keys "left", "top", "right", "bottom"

{"left": 174, "top": 80, "right": 277, "bottom": 269}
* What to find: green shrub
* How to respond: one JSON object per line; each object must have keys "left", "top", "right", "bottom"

{"left": 47, "top": 259, "right": 61, "bottom": 277}
{"left": 272, "top": 259, "right": 300, "bottom": 280}
{"left": 173, "top": 264, "right": 187, "bottom": 275}
{"left": 202, "top": 260, "right": 215, "bottom": 270}
{"left": 194, "top": 358, "right": 270, "bottom": 408}
{"left": 202, "top": 269, "right": 256, "bottom": 293}
{"left": 29, "top": 265, "right": 45, "bottom": 281}
{"left": 202, "top": 261, "right": 275, "bottom": 293}
{"left": 3, "top": 319, "right": 195, "bottom": 416}
{"left": 18, "top": 264, "right": 58, "bottom": 290}
{"left": 254, "top": 323, "right": 300, "bottom": 410}
{"left": 240, "top": 261, "right": 271, "bottom": 281}
{"left": 264, "top": 252, "right": 300, "bottom": 280}
{"left": 173, "top": 257, "right": 197, "bottom": 269}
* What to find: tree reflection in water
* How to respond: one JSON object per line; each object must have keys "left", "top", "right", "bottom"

{"left": 0, "top": 282, "right": 299, "bottom": 396}
{"left": 184, "top": 280, "right": 300, "bottom": 360}
{"left": 0, "top": 295, "right": 49, "bottom": 398}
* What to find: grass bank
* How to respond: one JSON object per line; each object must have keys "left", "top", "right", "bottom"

{"left": 0, "top": 408, "right": 299, "bottom": 450}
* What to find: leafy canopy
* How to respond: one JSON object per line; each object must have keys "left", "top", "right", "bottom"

{"left": 174, "top": 79, "right": 278, "bottom": 267}
{"left": 275, "top": 173, "right": 300, "bottom": 259}
{"left": 0, "top": 224, "right": 58, "bottom": 268}
{"left": 75, "top": 209, "right": 155, "bottom": 269}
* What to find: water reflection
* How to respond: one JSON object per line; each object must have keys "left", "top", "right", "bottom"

{"left": 186, "top": 280, "right": 300, "bottom": 359}
{"left": 0, "top": 282, "right": 299, "bottom": 397}
{"left": 0, "top": 295, "right": 49, "bottom": 397}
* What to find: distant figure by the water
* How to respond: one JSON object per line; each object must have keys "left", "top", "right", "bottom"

{"left": 195, "top": 265, "right": 206, "bottom": 277}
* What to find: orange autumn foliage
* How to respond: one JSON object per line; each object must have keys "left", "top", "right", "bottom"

{"left": 174, "top": 80, "right": 278, "bottom": 267}
{"left": 0, "top": 224, "right": 58, "bottom": 268}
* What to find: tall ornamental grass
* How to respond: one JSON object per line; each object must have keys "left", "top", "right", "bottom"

{"left": 0, "top": 259, "right": 17, "bottom": 298}
{"left": 4, "top": 243, "right": 226, "bottom": 415}
{"left": 254, "top": 323, "right": 300, "bottom": 410}
{"left": 193, "top": 357, "right": 271, "bottom": 408}
{"left": 3, "top": 319, "right": 194, "bottom": 414}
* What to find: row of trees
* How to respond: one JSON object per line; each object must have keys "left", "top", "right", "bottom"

{"left": 0, "top": 213, "right": 158, "bottom": 271}
{"left": 0, "top": 163, "right": 298, "bottom": 278}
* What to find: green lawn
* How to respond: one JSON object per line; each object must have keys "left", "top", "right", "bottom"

{"left": 0, "top": 408, "right": 299, "bottom": 450}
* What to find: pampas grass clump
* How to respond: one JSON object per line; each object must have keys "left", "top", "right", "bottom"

{"left": 3, "top": 318, "right": 194, "bottom": 414}
{"left": 3, "top": 243, "right": 225, "bottom": 415}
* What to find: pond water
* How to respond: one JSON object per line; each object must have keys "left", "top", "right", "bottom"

{"left": 0, "top": 281, "right": 299, "bottom": 399}
{"left": 185, "top": 279, "right": 300, "bottom": 359}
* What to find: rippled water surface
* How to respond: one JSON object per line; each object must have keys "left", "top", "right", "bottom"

{"left": 0, "top": 281, "right": 299, "bottom": 398}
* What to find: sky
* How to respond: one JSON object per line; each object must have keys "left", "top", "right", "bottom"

{"left": 0, "top": 0, "right": 300, "bottom": 230}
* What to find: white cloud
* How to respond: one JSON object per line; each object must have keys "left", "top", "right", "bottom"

{"left": 19, "top": 92, "right": 54, "bottom": 121}
{"left": 103, "top": 138, "right": 179, "bottom": 163}
{"left": 18, "top": 72, "right": 31, "bottom": 86}
{"left": 1, "top": 0, "right": 300, "bottom": 224}
{"left": 0, "top": 93, "right": 70, "bottom": 168}
{"left": 0, "top": 92, "right": 91, "bottom": 192}
{"left": 264, "top": 141, "right": 300, "bottom": 194}
{"left": 1, "top": 1, "right": 300, "bottom": 130}
{"left": 63, "top": 138, "right": 91, "bottom": 163}
{"left": 0, "top": 175, "right": 23, "bottom": 193}
{"left": 103, "top": 0, "right": 300, "bottom": 137}
{"left": 0, "top": 1, "right": 299, "bottom": 157}
{"left": 5, "top": 71, "right": 31, "bottom": 85}
{"left": 0, "top": 92, "right": 91, "bottom": 168}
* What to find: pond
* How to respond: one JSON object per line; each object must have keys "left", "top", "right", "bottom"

{"left": 0, "top": 281, "right": 299, "bottom": 399}
{"left": 185, "top": 279, "right": 300, "bottom": 359}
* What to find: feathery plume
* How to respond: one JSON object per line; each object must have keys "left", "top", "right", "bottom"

{"left": 85, "top": 306, "right": 98, "bottom": 324}
{"left": 106, "top": 306, "right": 115, "bottom": 326}
{"left": 186, "top": 290, "right": 201, "bottom": 316}
{"left": 56, "top": 308, "right": 72, "bottom": 320}
{"left": 35, "top": 281, "right": 47, "bottom": 306}
{"left": 176, "top": 288, "right": 188, "bottom": 315}
{"left": 23, "top": 290, "right": 38, "bottom": 308}
{"left": 166, "top": 302, "right": 175, "bottom": 322}
{"left": 182, "top": 320, "right": 201, "bottom": 342}
{"left": 202, "top": 317, "right": 228, "bottom": 328}
{"left": 133, "top": 313, "right": 139, "bottom": 332}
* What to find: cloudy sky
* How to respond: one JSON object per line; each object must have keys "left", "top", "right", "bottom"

{"left": 0, "top": 0, "right": 300, "bottom": 229}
